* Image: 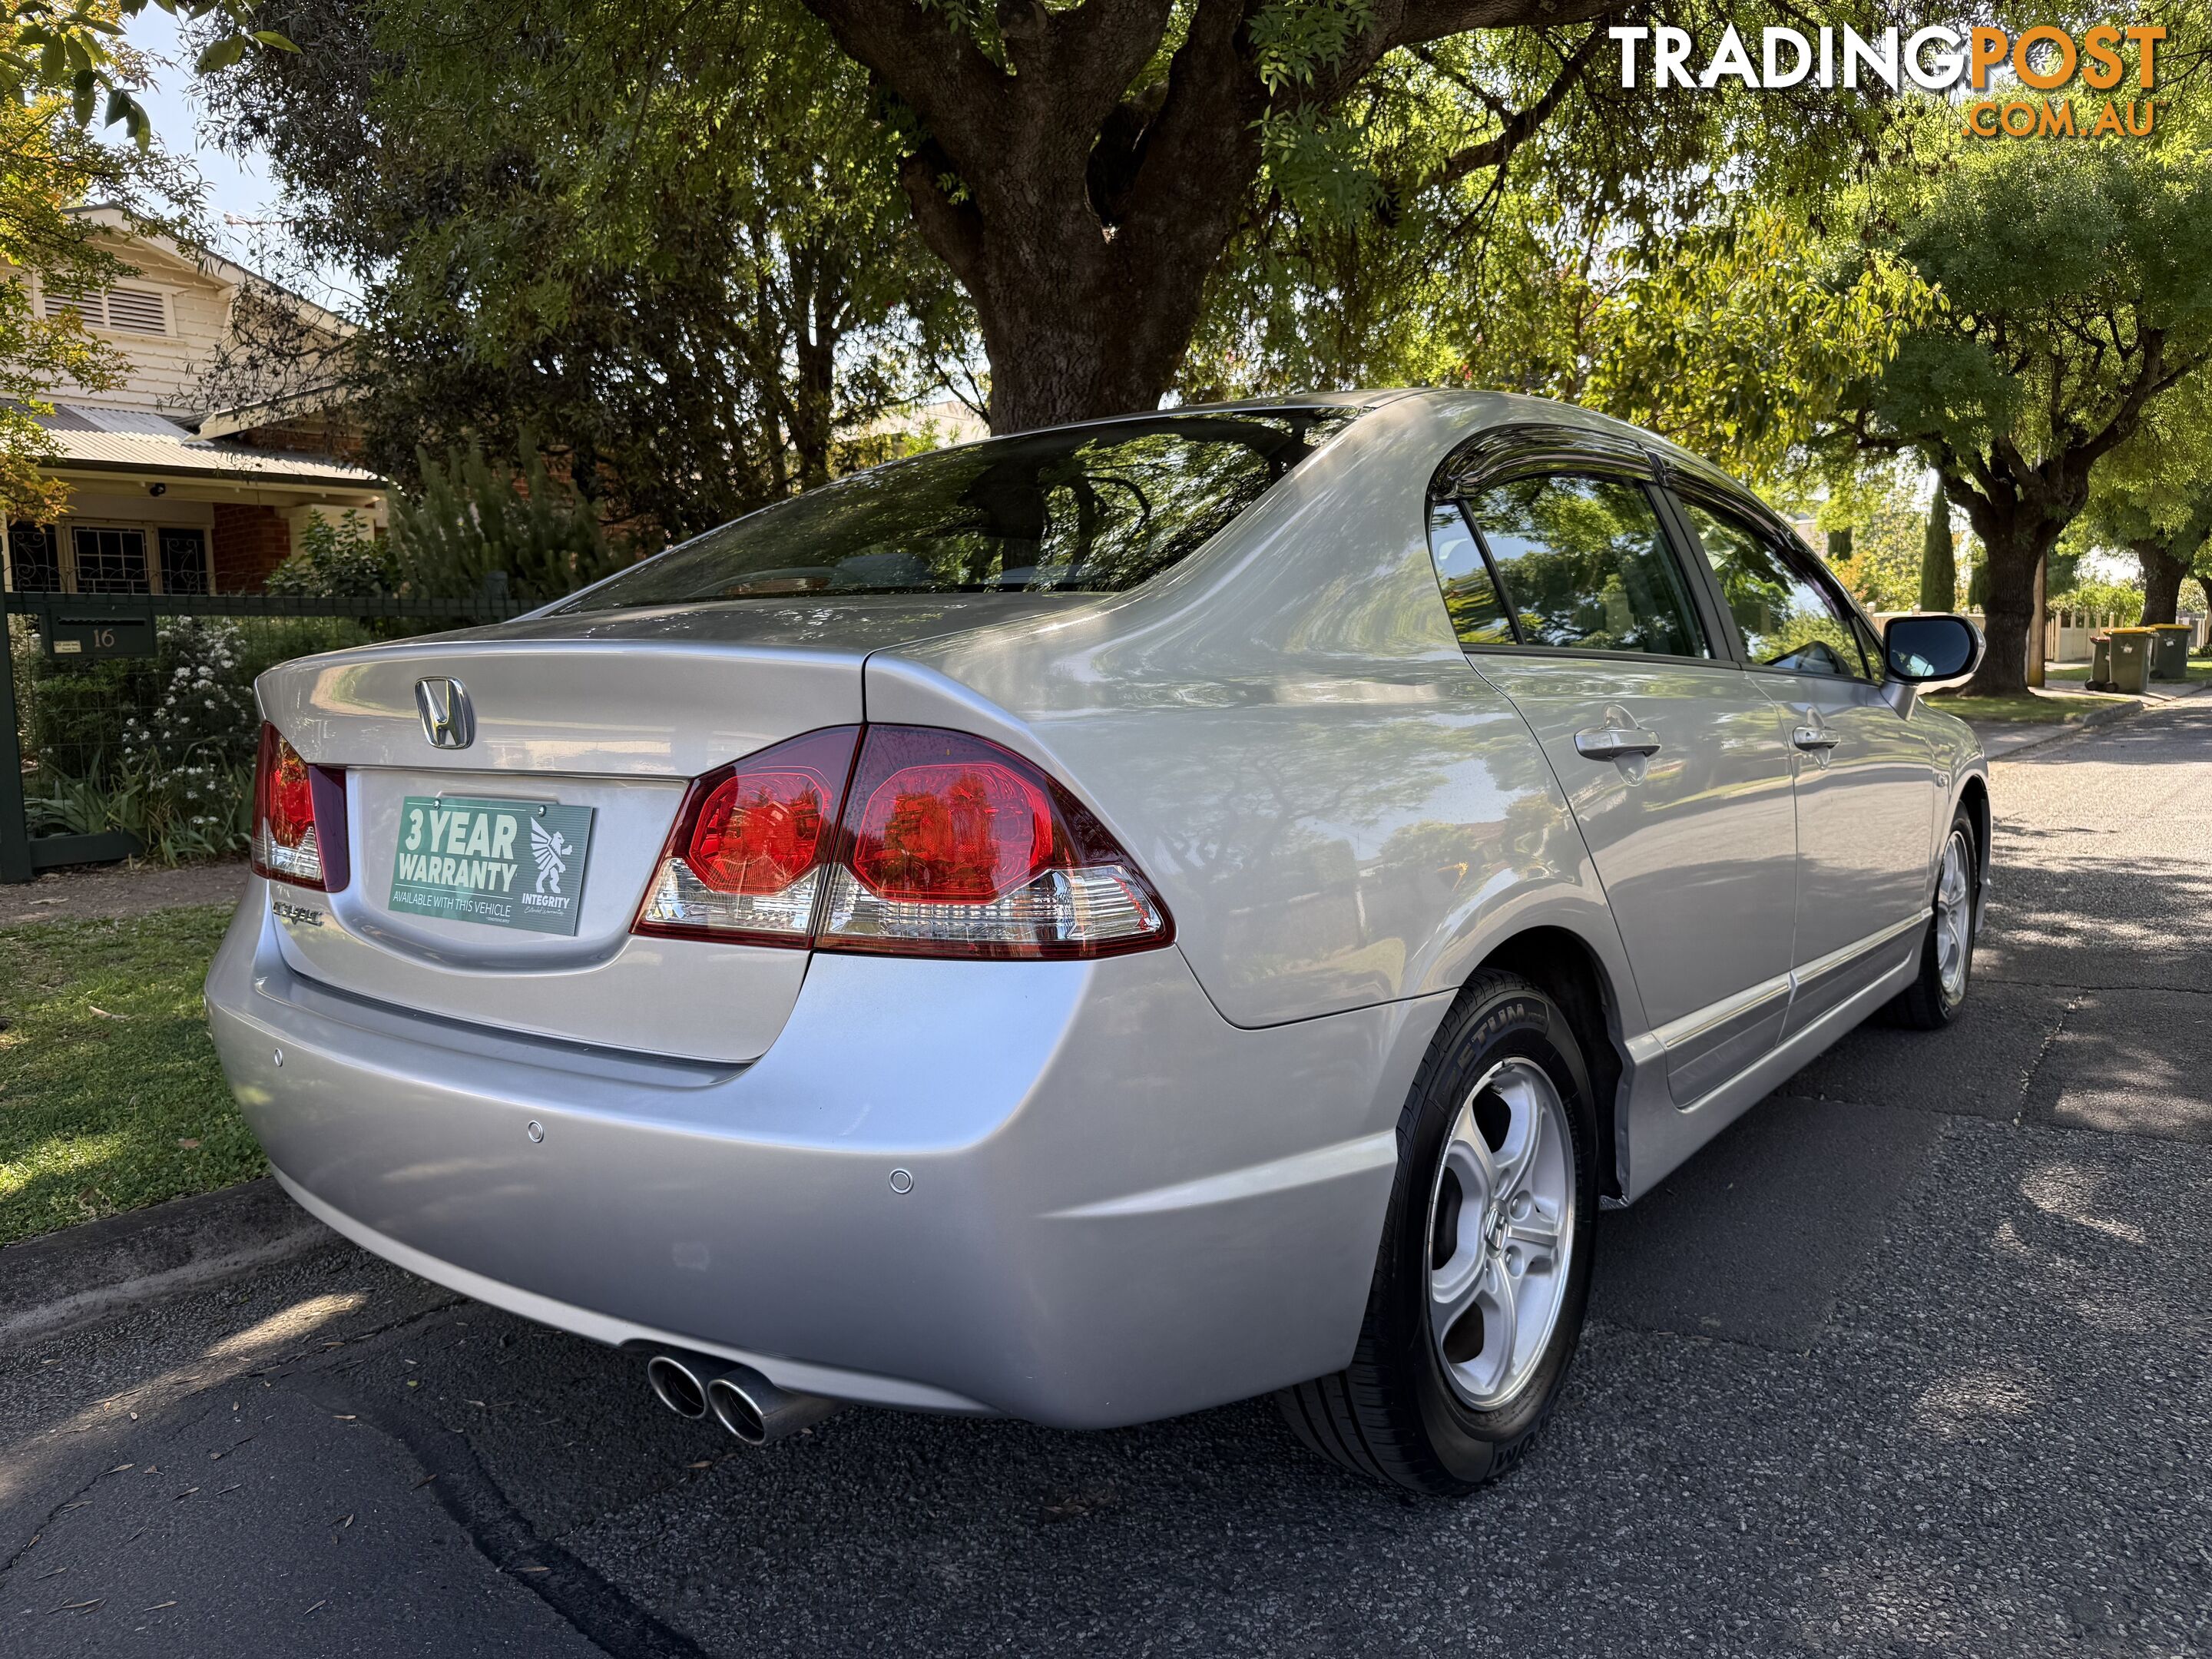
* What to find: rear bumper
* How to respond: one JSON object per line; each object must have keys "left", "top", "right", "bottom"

{"left": 207, "top": 879, "right": 1443, "bottom": 1427}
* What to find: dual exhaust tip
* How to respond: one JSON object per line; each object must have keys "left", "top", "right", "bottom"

{"left": 644, "top": 1350, "right": 842, "bottom": 1446}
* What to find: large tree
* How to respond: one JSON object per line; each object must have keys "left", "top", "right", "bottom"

{"left": 2081, "top": 380, "right": 2212, "bottom": 626}
{"left": 796, "top": 0, "right": 1634, "bottom": 429}
{"left": 1842, "top": 126, "right": 2212, "bottom": 695}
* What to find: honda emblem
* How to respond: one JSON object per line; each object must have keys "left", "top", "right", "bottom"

{"left": 415, "top": 677, "right": 475, "bottom": 750}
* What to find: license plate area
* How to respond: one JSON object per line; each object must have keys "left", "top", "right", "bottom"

{"left": 389, "top": 795, "right": 597, "bottom": 937}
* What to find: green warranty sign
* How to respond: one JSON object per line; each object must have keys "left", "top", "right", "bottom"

{"left": 389, "top": 796, "right": 596, "bottom": 937}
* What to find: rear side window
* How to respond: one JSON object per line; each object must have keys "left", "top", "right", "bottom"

{"left": 1426, "top": 502, "right": 1515, "bottom": 646}
{"left": 557, "top": 409, "right": 1361, "bottom": 611}
{"left": 1677, "top": 497, "right": 1867, "bottom": 677}
{"left": 1453, "top": 473, "right": 1709, "bottom": 658}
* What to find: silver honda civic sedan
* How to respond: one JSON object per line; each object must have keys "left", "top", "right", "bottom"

{"left": 207, "top": 391, "right": 1988, "bottom": 1495}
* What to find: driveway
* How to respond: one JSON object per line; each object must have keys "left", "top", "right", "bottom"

{"left": 5, "top": 701, "right": 2210, "bottom": 1657}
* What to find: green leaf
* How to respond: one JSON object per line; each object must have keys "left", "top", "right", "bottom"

{"left": 194, "top": 35, "right": 247, "bottom": 73}
{"left": 70, "top": 68, "right": 94, "bottom": 124}
{"left": 251, "top": 30, "right": 300, "bottom": 51}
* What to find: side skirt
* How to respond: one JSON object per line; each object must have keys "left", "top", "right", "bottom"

{"left": 1610, "top": 935, "right": 1923, "bottom": 1205}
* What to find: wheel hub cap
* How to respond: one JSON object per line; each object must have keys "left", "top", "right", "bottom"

{"left": 1425, "top": 1057, "right": 1576, "bottom": 1411}
{"left": 1934, "top": 829, "right": 1973, "bottom": 1002}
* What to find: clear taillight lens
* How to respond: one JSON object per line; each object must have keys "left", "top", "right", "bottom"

{"left": 817, "top": 726, "right": 1169, "bottom": 959}
{"left": 633, "top": 727, "right": 860, "bottom": 945}
{"left": 251, "top": 724, "right": 348, "bottom": 891}
{"left": 631, "top": 724, "right": 1171, "bottom": 959}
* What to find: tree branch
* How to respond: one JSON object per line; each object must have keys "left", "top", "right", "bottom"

{"left": 1389, "top": 0, "right": 1624, "bottom": 52}
{"left": 1421, "top": 25, "right": 1606, "bottom": 190}
{"left": 803, "top": 0, "right": 1010, "bottom": 171}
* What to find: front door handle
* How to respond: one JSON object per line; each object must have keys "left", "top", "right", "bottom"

{"left": 1792, "top": 726, "right": 1842, "bottom": 751}
{"left": 1575, "top": 725, "right": 1662, "bottom": 761}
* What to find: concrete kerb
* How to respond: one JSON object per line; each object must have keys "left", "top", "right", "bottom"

{"left": 1969, "top": 675, "right": 2210, "bottom": 761}
{"left": 0, "top": 1175, "right": 333, "bottom": 1351}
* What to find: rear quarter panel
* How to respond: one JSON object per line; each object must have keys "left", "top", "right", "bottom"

{"left": 868, "top": 393, "right": 1645, "bottom": 1036}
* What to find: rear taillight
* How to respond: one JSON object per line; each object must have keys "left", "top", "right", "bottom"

{"left": 819, "top": 727, "right": 1167, "bottom": 957}
{"left": 632, "top": 724, "right": 1171, "bottom": 958}
{"left": 251, "top": 724, "right": 348, "bottom": 891}
{"left": 634, "top": 727, "right": 860, "bottom": 945}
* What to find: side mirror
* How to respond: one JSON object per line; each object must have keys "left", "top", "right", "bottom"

{"left": 1884, "top": 614, "right": 1982, "bottom": 683}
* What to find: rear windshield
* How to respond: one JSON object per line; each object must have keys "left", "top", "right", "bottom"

{"left": 557, "top": 408, "right": 1361, "bottom": 611}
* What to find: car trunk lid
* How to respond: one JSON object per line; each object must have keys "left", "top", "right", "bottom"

{"left": 253, "top": 594, "right": 1088, "bottom": 1062}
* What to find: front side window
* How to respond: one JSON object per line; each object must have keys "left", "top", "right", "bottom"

{"left": 1458, "top": 472, "right": 1709, "bottom": 658}
{"left": 1678, "top": 497, "right": 1866, "bottom": 677}
{"left": 558, "top": 409, "right": 1361, "bottom": 612}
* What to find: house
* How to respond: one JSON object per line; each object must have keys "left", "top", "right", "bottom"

{"left": 2, "top": 207, "right": 387, "bottom": 598}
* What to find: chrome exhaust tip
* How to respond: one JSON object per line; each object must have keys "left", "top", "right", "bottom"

{"left": 706, "top": 1364, "right": 843, "bottom": 1446}
{"left": 644, "top": 1352, "right": 710, "bottom": 1420}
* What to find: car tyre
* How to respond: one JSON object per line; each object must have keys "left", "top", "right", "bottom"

{"left": 1892, "top": 806, "right": 1980, "bottom": 1031}
{"left": 1277, "top": 970, "right": 1598, "bottom": 1495}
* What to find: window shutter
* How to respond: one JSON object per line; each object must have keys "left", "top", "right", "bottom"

{"left": 42, "top": 289, "right": 98, "bottom": 323}
{"left": 104, "top": 286, "right": 166, "bottom": 333}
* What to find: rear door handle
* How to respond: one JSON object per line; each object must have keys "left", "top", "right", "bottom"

{"left": 1575, "top": 725, "right": 1662, "bottom": 761}
{"left": 1792, "top": 726, "right": 1842, "bottom": 751}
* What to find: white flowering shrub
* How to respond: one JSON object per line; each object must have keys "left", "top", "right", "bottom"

{"left": 119, "top": 618, "right": 259, "bottom": 772}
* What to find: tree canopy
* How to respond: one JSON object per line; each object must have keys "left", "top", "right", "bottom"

{"left": 2079, "top": 377, "right": 2212, "bottom": 624}
{"left": 203, "top": 0, "right": 971, "bottom": 545}
{"left": 1837, "top": 92, "right": 2212, "bottom": 693}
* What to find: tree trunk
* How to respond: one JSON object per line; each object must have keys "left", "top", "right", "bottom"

{"left": 1958, "top": 513, "right": 2061, "bottom": 697}
{"left": 805, "top": 0, "right": 1615, "bottom": 432}
{"left": 1919, "top": 482, "right": 1955, "bottom": 612}
{"left": 2136, "top": 539, "right": 2188, "bottom": 625}
{"left": 968, "top": 227, "right": 1227, "bottom": 432}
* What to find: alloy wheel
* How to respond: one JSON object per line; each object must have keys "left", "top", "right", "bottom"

{"left": 1426, "top": 1057, "right": 1576, "bottom": 1411}
{"left": 1935, "top": 829, "right": 1974, "bottom": 1002}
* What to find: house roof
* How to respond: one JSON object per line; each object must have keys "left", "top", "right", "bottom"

{"left": 28, "top": 402, "right": 386, "bottom": 490}
{"left": 67, "top": 204, "right": 356, "bottom": 339}
{"left": 197, "top": 383, "right": 354, "bottom": 441}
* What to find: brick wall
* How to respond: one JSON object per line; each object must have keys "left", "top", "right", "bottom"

{"left": 211, "top": 502, "right": 292, "bottom": 591}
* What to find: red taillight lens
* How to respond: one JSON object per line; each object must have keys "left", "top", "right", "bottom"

{"left": 633, "top": 727, "right": 860, "bottom": 945}
{"left": 846, "top": 738, "right": 1054, "bottom": 903}
{"left": 818, "top": 726, "right": 1170, "bottom": 959}
{"left": 632, "top": 724, "right": 1171, "bottom": 959}
{"left": 251, "top": 724, "right": 348, "bottom": 891}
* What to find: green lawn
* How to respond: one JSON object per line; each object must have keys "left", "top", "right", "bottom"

{"left": 2045, "top": 660, "right": 2212, "bottom": 684}
{"left": 0, "top": 905, "right": 262, "bottom": 1245}
{"left": 1925, "top": 691, "right": 2141, "bottom": 724}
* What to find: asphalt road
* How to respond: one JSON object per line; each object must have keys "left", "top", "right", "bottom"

{"left": 5, "top": 700, "right": 2210, "bottom": 1657}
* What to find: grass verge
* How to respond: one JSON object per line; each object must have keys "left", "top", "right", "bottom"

{"left": 2044, "top": 660, "right": 2212, "bottom": 685}
{"left": 0, "top": 904, "right": 260, "bottom": 1246}
{"left": 1925, "top": 691, "right": 2140, "bottom": 724}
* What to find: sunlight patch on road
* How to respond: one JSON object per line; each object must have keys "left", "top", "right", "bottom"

{"left": 2020, "top": 1163, "right": 2147, "bottom": 1245}
{"left": 0, "top": 1290, "right": 368, "bottom": 1507}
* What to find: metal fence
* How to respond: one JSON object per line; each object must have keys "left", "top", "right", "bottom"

{"left": 2, "top": 591, "right": 528, "bottom": 882}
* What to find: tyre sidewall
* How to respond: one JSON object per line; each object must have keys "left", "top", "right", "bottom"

{"left": 1385, "top": 982, "right": 1598, "bottom": 1487}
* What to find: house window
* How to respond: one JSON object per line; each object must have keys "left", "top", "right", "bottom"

{"left": 40, "top": 283, "right": 168, "bottom": 336}
{"left": 6, "top": 522, "right": 60, "bottom": 591}
{"left": 159, "top": 528, "right": 210, "bottom": 594}
{"left": 71, "top": 526, "right": 150, "bottom": 593}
